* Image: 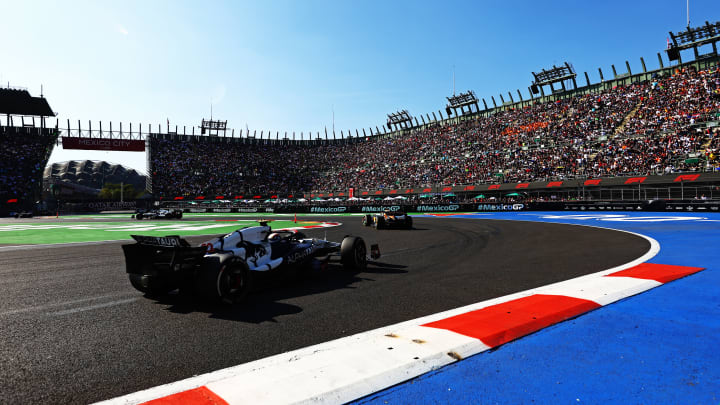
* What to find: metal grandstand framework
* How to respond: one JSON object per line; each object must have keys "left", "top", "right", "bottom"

{"left": 386, "top": 110, "right": 414, "bottom": 131}
{"left": 445, "top": 90, "right": 479, "bottom": 116}
{"left": 4, "top": 22, "right": 717, "bottom": 150}
{"left": 0, "top": 88, "right": 56, "bottom": 128}
{"left": 200, "top": 119, "right": 228, "bottom": 136}
{"left": 667, "top": 20, "right": 720, "bottom": 63}
{"left": 531, "top": 62, "right": 577, "bottom": 96}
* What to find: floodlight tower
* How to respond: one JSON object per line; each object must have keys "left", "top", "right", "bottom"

{"left": 386, "top": 110, "right": 414, "bottom": 131}
{"left": 666, "top": 20, "right": 720, "bottom": 63}
{"left": 445, "top": 90, "right": 480, "bottom": 117}
{"left": 530, "top": 62, "right": 577, "bottom": 97}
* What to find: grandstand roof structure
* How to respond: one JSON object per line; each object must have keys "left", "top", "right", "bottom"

{"left": 44, "top": 160, "right": 146, "bottom": 191}
{"left": 446, "top": 91, "right": 480, "bottom": 116}
{"left": 669, "top": 21, "right": 720, "bottom": 52}
{"left": 386, "top": 110, "right": 414, "bottom": 130}
{"left": 531, "top": 63, "right": 577, "bottom": 96}
{"left": 0, "top": 88, "right": 55, "bottom": 117}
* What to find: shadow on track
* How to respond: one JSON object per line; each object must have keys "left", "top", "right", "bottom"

{"left": 149, "top": 261, "right": 408, "bottom": 323}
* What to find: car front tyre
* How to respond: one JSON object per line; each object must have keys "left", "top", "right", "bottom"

{"left": 340, "top": 236, "right": 367, "bottom": 272}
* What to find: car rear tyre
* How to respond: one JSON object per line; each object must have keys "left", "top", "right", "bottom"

{"left": 200, "top": 254, "right": 252, "bottom": 304}
{"left": 340, "top": 236, "right": 367, "bottom": 272}
{"left": 128, "top": 273, "right": 175, "bottom": 297}
{"left": 374, "top": 216, "right": 385, "bottom": 229}
{"left": 405, "top": 216, "right": 413, "bottom": 229}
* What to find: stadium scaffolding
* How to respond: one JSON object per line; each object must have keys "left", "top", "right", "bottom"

{"left": 200, "top": 119, "right": 228, "bottom": 136}
{"left": 531, "top": 62, "right": 577, "bottom": 97}
{"left": 6, "top": 41, "right": 717, "bottom": 147}
{"left": 0, "top": 88, "right": 56, "bottom": 129}
{"left": 446, "top": 91, "right": 479, "bottom": 117}
{"left": 386, "top": 110, "right": 414, "bottom": 131}
{"left": 667, "top": 21, "right": 720, "bottom": 63}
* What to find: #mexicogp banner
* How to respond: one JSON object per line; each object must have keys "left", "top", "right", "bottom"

{"left": 61, "top": 137, "right": 145, "bottom": 152}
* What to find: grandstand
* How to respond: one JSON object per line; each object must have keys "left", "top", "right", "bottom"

{"left": 0, "top": 87, "right": 58, "bottom": 216}
{"left": 147, "top": 57, "right": 720, "bottom": 202}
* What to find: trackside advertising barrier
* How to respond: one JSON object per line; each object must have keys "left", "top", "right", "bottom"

{"left": 178, "top": 207, "right": 275, "bottom": 213}
{"left": 62, "top": 201, "right": 138, "bottom": 212}
{"left": 275, "top": 203, "right": 528, "bottom": 213}
{"left": 273, "top": 201, "right": 720, "bottom": 213}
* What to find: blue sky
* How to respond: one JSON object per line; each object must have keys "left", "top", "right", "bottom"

{"left": 2, "top": 0, "right": 719, "bottom": 173}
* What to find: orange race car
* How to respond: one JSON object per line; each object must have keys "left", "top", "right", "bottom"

{"left": 362, "top": 209, "right": 413, "bottom": 229}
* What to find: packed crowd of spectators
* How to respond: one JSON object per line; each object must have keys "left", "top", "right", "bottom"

{"left": 150, "top": 65, "right": 720, "bottom": 197}
{"left": 150, "top": 140, "right": 332, "bottom": 196}
{"left": 0, "top": 128, "right": 57, "bottom": 205}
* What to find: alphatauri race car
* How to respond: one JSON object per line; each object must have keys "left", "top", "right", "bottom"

{"left": 131, "top": 208, "right": 183, "bottom": 220}
{"left": 362, "top": 210, "right": 413, "bottom": 229}
{"left": 121, "top": 221, "right": 378, "bottom": 304}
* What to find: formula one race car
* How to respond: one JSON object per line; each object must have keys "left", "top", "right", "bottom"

{"left": 131, "top": 208, "right": 183, "bottom": 220}
{"left": 121, "top": 221, "right": 379, "bottom": 304}
{"left": 362, "top": 209, "right": 412, "bottom": 229}
{"left": 10, "top": 211, "right": 34, "bottom": 218}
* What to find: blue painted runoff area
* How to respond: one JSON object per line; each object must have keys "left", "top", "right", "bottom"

{"left": 352, "top": 211, "right": 720, "bottom": 404}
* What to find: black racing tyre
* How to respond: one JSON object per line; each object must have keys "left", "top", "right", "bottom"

{"left": 405, "top": 216, "right": 413, "bottom": 229}
{"left": 128, "top": 273, "right": 175, "bottom": 297}
{"left": 130, "top": 214, "right": 135, "bottom": 219}
{"left": 136, "top": 213, "right": 143, "bottom": 220}
{"left": 362, "top": 214, "right": 373, "bottom": 226}
{"left": 177, "top": 212, "right": 183, "bottom": 219}
{"left": 340, "top": 236, "right": 367, "bottom": 272}
{"left": 199, "top": 254, "right": 252, "bottom": 304}
{"left": 374, "top": 216, "right": 385, "bottom": 229}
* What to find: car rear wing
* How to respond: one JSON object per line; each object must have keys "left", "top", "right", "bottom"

{"left": 122, "top": 235, "right": 207, "bottom": 276}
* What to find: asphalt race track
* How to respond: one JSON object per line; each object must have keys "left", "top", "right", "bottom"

{"left": 0, "top": 216, "right": 649, "bottom": 404}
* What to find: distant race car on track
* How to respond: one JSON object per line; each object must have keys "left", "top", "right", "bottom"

{"left": 10, "top": 211, "right": 34, "bottom": 218}
{"left": 131, "top": 208, "right": 183, "bottom": 220}
{"left": 362, "top": 209, "right": 412, "bottom": 229}
{"left": 121, "top": 221, "right": 379, "bottom": 304}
